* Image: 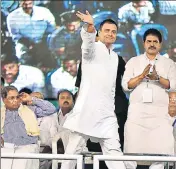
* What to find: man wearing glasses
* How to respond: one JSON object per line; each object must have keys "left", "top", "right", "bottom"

{"left": 1, "top": 86, "right": 56, "bottom": 169}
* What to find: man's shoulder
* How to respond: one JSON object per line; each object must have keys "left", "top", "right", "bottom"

{"left": 19, "top": 65, "right": 44, "bottom": 80}
{"left": 159, "top": 55, "right": 176, "bottom": 65}
{"left": 7, "top": 8, "right": 21, "bottom": 19}
{"left": 51, "top": 67, "right": 67, "bottom": 78}
{"left": 33, "top": 5, "right": 50, "bottom": 13}
{"left": 19, "top": 65, "right": 43, "bottom": 73}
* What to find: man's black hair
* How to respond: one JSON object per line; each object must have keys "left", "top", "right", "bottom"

{"left": 99, "top": 19, "right": 118, "bottom": 30}
{"left": 19, "top": 88, "right": 33, "bottom": 94}
{"left": 1, "top": 53, "right": 19, "bottom": 65}
{"left": 1, "top": 86, "right": 18, "bottom": 99}
{"left": 143, "top": 28, "right": 162, "bottom": 43}
{"left": 57, "top": 89, "right": 74, "bottom": 101}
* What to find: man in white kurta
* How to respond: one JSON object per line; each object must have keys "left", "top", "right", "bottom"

{"left": 61, "top": 11, "right": 126, "bottom": 169}
{"left": 122, "top": 28, "right": 176, "bottom": 169}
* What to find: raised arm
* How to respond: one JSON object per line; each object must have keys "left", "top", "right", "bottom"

{"left": 76, "top": 11, "right": 96, "bottom": 61}
{"left": 20, "top": 93, "right": 56, "bottom": 117}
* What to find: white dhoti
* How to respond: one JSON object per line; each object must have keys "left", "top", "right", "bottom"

{"left": 124, "top": 104, "right": 174, "bottom": 169}
{"left": 1, "top": 143, "right": 39, "bottom": 169}
{"left": 60, "top": 131, "right": 125, "bottom": 169}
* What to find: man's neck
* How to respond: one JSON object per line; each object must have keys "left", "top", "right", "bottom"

{"left": 105, "top": 43, "right": 112, "bottom": 50}
{"left": 23, "top": 9, "right": 33, "bottom": 16}
{"left": 146, "top": 53, "right": 157, "bottom": 60}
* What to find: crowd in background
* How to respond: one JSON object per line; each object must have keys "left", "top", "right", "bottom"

{"left": 1, "top": 1, "right": 176, "bottom": 169}
{"left": 1, "top": 0, "right": 176, "bottom": 98}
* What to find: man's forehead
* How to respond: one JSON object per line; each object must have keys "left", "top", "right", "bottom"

{"left": 146, "top": 35, "right": 159, "bottom": 41}
{"left": 101, "top": 23, "right": 117, "bottom": 30}
{"left": 60, "top": 91, "right": 72, "bottom": 96}
{"left": 7, "top": 90, "right": 18, "bottom": 96}
{"left": 169, "top": 92, "right": 176, "bottom": 97}
{"left": 21, "top": 0, "right": 33, "bottom": 5}
{"left": 64, "top": 60, "right": 76, "bottom": 65}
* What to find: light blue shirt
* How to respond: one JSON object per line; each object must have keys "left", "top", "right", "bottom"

{"left": 7, "top": 5, "right": 56, "bottom": 44}
{"left": 118, "top": 1, "right": 155, "bottom": 24}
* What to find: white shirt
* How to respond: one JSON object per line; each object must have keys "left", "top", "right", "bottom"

{"left": 7, "top": 5, "right": 56, "bottom": 43}
{"left": 122, "top": 53, "right": 176, "bottom": 125}
{"left": 51, "top": 67, "right": 78, "bottom": 98}
{"left": 38, "top": 113, "right": 58, "bottom": 147}
{"left": 118, "top": 1, "right": 154, "bottom": 24}
{"left": 122, "top": 53, "right": 176, "bottom": 154}
{"left": 63, "top": 26, "right": 119, "bottom": 138}
{"left": 5, "top": 65, "right": 45, "bottom": 93}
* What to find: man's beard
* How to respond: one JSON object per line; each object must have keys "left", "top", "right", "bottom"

{"left": 5, "top": 71, "right": 19, "bottom": 84}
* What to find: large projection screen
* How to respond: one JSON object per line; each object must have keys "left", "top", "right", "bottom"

{"left": 1, "top": 0, "right": 176, "bottom": 98}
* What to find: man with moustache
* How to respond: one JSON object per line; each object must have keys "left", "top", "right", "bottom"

{"left": 61, "top": 11, "right": 126, "bottom": 169}
{"left": 6, "top": 0, "right": 56, "bottom": 68}
{"left": 1, "top": 54, "right": 45, "bottom": 95}
{"left": 122, "top": 28, "right": 176, "bottom": 169}
{"left": 1, "top": 86, "right": 56, "bottom": 169}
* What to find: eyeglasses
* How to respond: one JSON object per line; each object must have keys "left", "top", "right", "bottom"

{"left": 6, "top": 95, "right": 21, "bottom": 101}
{"left": 169, "top": 98, "right": 176, "bottom": 103}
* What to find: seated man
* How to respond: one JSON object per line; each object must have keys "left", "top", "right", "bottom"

{"left": 50, "top": 57, "right": 80, "bottom": 98}
{"left": 1, "top": 54, "right": 45, "bottom": 96}
{"left": 168, "top": 91, "right": 176, "bottom": 154}
{"left": 1, "top": 86, "right": 56, "bottom": 169}
{"left": 118, "top": 0, "right": 155, "bottom": 55}
{"left": 6, "top": 0, "right": 57, "bottom": 69}
{"left": 56, "top": 89, "right": 75, "bottom": 150}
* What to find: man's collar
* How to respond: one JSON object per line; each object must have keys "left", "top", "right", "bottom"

{"left": 144, "top": 52, "right": 160, "bottom": 61}
{"left": 96, "top": 40, "right": 115, "bottom": 51}
{"left": 19, "top": 7, "right": 34, "bottom": 17}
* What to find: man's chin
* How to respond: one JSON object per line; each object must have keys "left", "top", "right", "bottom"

{"left": 5, "top": 78, "right": 14, "bottom": 84}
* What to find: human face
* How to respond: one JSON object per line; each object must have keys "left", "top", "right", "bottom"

{"left": 3, "top": 90, "right": 21, "bottom": 110}
{"left": 99, "top": 23, "right": 117, "bottom": 47}
{"left": 133, "top": 0, "right": 146, "bottom": 7}
{"left": 63, "top": 60, "right": 78, "bottom": 77}
{"left": 169, "top": 92, "right": 176, "bottom": 104}
{"left": 21, "top": 0, "right": 33, "bottom": 14}
{"left": 143, "top": 35, "right": 162, "bottom": 56}
{"left": 30, "top": 92, "right": 44, "bottom": 99}
{"left": 2, "top": 63, "right": 19, "bottom": 84}
{"left": 67, "top": 21, "right": 80, "bottom": 32}
{"left": 58, "top": 92, "right": 73, "bottom": 109}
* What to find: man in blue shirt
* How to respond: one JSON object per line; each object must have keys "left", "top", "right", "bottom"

{"left": 7, "top": 0, "right": 57, "bottom": 69}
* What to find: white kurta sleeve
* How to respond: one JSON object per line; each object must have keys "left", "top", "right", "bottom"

{"left": 167, "top": 61, "right": 176, "bottom": 91}
{"left": 80, "top": 24, "right": 96, "bottom": 61}
{"left": 122, "top": 57, "right": 135, "bottom": 92}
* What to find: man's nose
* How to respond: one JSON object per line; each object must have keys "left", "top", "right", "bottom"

{"left": 108, "top": 32, "right": 113, "bottom": 36}
{"left": 67, "top": 67, "right": 71, "bottom": 72}
{"left": 5, "top": 69, "right": 12, "bottom": 75}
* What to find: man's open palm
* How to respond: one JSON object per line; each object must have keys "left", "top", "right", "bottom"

{"left": 76, "top": 10, "right": 94, "bottom": 25}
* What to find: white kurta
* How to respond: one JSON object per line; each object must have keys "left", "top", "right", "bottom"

{"left": 63, "top": 26, "right": 119, "bottom": 139}
{"left": 122, "top": 53, "right": 176, "bottom": 155}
